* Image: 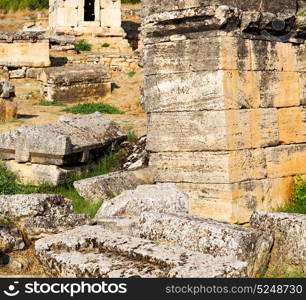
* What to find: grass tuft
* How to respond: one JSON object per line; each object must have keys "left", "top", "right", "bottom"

{"left": 0, "top": 148, "right": 122, "bottom": 218}
{"left": 74, "top": 39, "right": 92, "bottom": 53}
{"left": 101, "top": 43, "right": 110, "bottom": 48}
{"left": 63, "top": 103, "right": 124, "bottom": 115}
{"left": 126, "top": 71, "right": 136, "bottom": 78}
{"left": 279, "top": 176, "right": 306, "bottom": 214}
{"left": 297, "top": 8, "right": 306, "bottom": 16}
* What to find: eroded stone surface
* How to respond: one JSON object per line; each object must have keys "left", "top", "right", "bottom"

{"left": 0, "top": 194, "right": 88, "bottom": 241}
{"left": 95, "top": 183, "right": 189, "bottom": 219}
{"left": 0, "top": 226, "right": 25, "bottom": 253}
{"left": 250, "top": 211, "right": 306, "bottom": 274}
{"left": 74, "top": 169, "right": 152, "bottom": 203}
{"left": 35, "top": 225, "right": 247, "bottom": 278}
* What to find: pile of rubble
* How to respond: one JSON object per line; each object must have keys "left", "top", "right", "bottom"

{"left": 34, "top": 183, "right": 306, "bottom": 277}
{"left": 0, "top": 113, "right": 126, "bottom": 185}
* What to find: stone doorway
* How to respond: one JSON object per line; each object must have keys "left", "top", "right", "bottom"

{"left": 84, "top": 0, "right": 95, "bottom": 22}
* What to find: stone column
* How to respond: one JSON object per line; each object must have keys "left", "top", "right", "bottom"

{"left": 142, "top": 0, "right": 306, "bottom": 223}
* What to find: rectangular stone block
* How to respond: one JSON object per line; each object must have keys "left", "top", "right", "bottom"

{"left": 150, "top": 150, "right": 266, "bottom": 184}
{"left": 178, "top": 176, "right": 296, "bottom": 223}
{"left": 278, "top": 107, "right": 306, "bottom": 144}
{"left": 144, "top": 37, "right": 306, "bottom": 75}
{"left": 265, "top": 144, "right": 306, "bottom": 178}
{"left": 143, "top": 70, "right": 306, "bottom": 112}
{"left": 0, "top": 33, "right": 50, "bottom": 67}
{"left": 147, "top": 109, "right": 279, "bottom": 152}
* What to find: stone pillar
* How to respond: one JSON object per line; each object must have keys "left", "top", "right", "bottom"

{"left": 0, "top": 81, "right": 17, "bottom": 123}
{"left": 142, "top": 0, "right": 306, "bottom": 223}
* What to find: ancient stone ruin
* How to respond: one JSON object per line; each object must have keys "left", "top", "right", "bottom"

{"left": 49, "top": 0, "right": 124, "bottom": 37}
{"left": 142, "top": 0, "right": 306, "bottom": 223}
{"left": 0, "top": 113, "right": 125, "bottom": 185}
{"left": 39, "top": 65, "right": 111, "bottom": 102}
{"left": 0, "top": 32, "right": 50, "bottom": 69}
{"left": 0, "top": 81, "right": 17, "bottom": 123}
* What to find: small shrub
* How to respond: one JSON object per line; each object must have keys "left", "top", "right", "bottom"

{"left": 74, "top": 39, "right": 92, "bottom": 53}
{"left": 34, "top": 100, "right": 66, "bottom": 107}
{"left": 279, "top": 176, "right": 306, "bottom": 214}
{"left": 127, "top": 129, "right": 138, "bottom": 142}
{"left": 0, "top": 162, "right": 21, "bottom": 195}
{"left": 297, "top": 8, "right": 306, "bottom": 16}
{"left": 63, "top": 103, "right": 124, "bottom": 115}
{"left": 101, "top": 43, "right": 110, "bottom": 48}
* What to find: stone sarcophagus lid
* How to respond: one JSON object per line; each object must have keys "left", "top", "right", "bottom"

{"left": 0, "top": 32, "right": 50, "bottom": 68}
{"left": 49, "top": 0, "right": 125, "bottom": 37}
{"left": 142, "top": 0, "right": 306, "bottom": 223}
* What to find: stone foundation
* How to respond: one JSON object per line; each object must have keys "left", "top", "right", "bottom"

{"left": 142, "top": 1, "right": 306, "bottom": 222}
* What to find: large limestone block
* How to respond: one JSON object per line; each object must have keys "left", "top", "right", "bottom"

{"left": 142, "top": 0, "right": 297, "bottom": 16}
{"left": 144, "top": 37, "right": 306, "bottom": 75}
{"left": 147, "top": 109, "right": 279, "bottom": 152}
{"left": 139, "top": 212, "right": 273, "bottom": 277}
{"left": 278, "top": 107, "right": 306, "bottom": 144}
{"left": 250, "top": 212, "right": 306, "bottom": 274}
{"left": 35, "top": 225, "right": 247, "bottom": 278}
{"left": 150, "top": 150, "right": 266, "bottom": 184}
{"left": 0, "top": 194, "right": 88, "bottom": 241}
{"left": 0, "top": 113, "right": 125, "bottom": 165}
{"left": 95, "top": 183, "right": 189, "bottom": 220}
{"left": 143, "top": 70, "right": 305, "bottom": 112}
{"left": 178, "top": 176, "right": 297, "bottom": 223}
{"left": 265, "top": 144, "right": 306, "bottom": 178}
{"left": 0, "top": 32, "right": 50, "bottom": 67}
{"left": 74, "top": 169, "right": 152, "bottom": 203}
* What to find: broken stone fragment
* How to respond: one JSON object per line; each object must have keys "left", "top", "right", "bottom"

{"left": 0, "top": 226, "right": 25, "bottom": 253}
{"left": 250, "top": 211, "right": 306, "bottom": 275}
{"left": 0, "top": 80, "right": 15, "bottom": 98}
{"left": 0, "top": 113, "right": 126, "bottom": 165}
{"left": 0, "top": 194, "right": 89, "bottom": 242}
{"left": 74, "top": 169, "right": 152, "bottom": 203}
{"left": 35, "top": 225, "right": 248, "bottom": 278}
{"left": 94, "top": 183, "right": 189, "bottom": 220}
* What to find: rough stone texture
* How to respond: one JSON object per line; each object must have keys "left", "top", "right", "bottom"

{"left": 0, "top": 32, "right": 50, "bottom": 67}
{"left": 138, "top": 212, "right": 273, "bottom": 277}
{"left": 0, "top": 81, "right": 17, "bottom": 123}
{"left": 95, "top": 183, "right": 189, "bottom": 220}
{"left": 0, "top": 194, "right": 88, "bottom": 241}
{"left": 40, "top": 65, "right": 111, "bottom": 102}
{"left": 0, "top": 226, "right": 25, "bottom": 253}
{"left": 250, "top": 211, "right": 306, "bottom": 274}
{"left": 0, "top": 113, "right": 125, "bottom": 166}
{"left": 74, "top": 169, "right": 152, "bottom": 203}
{"left": 35, "top": 225, "right": 247, "bottom": 278}
{"left": 142, "top": 0, "right": 306, "bottom": 222}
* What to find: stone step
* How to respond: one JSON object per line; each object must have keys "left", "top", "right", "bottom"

{"left": 35, "top": 225, "right": 248, "bottom": 278}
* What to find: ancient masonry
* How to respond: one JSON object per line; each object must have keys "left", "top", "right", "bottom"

{"left": 0, "top": 81, "right": 17, "bottom": 123}
{"left": 49, "top": 0, "right": 124, "bottom": 37}
{"left": 142, "top": 0, "right": 306, "bottom": 223}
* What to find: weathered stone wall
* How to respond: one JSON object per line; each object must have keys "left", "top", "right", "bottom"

{"left": 142, "top": 0, "right": 306, "bottom": 223}
{"left": 0, "top": 32, "right": 50, "bottom": 68}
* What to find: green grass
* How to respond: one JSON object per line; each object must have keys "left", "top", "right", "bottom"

{"left": 279, "top": 176, "right": 306, "bottom": 214}
{"left": 102, "top": 43, "right": 110, "bottom": 48}
{"left": 34, "top": 100, "right": 66, "bottom": 107}
{"left": 74, "top": 39, "right": 92, "bottom": 53}
{"left": 121, "top": 0, "right": 141, "bottom": 3}
{"left": 297, "top": 8, "right": 306, "bottom": 16}
{"left": 126, "top": 71, "right": 136, "bottom": 78}
{"left": 0, "top": 149, "right": 122, "bottom": 218}
{"left": 127, "top": 129, "right": 138, "bottom": 142}
{"left": 63, "top": 103, "right": 124, "bottom": 115}
{"left": 0, "top": 0, "right": 48, "bottom": 12}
